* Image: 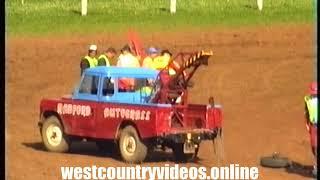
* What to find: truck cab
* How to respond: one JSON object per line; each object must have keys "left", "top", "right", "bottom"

{"left": 73, "top": 66, "right": 159, "bottom": 104}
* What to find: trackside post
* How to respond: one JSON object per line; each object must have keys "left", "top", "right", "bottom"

{"left": 170, "top": 0, "right": 176, "bottom": 14}
{"left": 81, "top": 0, "right": 87, "bottom": 16}
{"left": 257, "top": 0, "right": 263, "bottom": 11}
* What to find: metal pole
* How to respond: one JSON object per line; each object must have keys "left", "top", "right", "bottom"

{"left": 81, "top": 0, "right": 87, "bottom": 16}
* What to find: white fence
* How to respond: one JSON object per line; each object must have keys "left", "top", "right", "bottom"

{"left": 79, "top": 0, "right": 263, "bottom": 16}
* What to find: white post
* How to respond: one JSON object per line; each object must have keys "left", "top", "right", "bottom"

{"left": 257, "top": 0, "right": 263, "bottom": 11}
{"left": 21, "top": 0, "right": 24, "bottom": 5}
{"left": 81, "top": 0, "right": 88, "bottom": 16}
{"left": 170, "top": 0, "right": 176, "bottom": 14}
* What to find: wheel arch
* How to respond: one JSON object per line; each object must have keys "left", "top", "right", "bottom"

{"left": 115, "top": 120, "right": 141, "bottom": 141}
{"left": 39, "top": 111, "right": 65, "bottom": 132}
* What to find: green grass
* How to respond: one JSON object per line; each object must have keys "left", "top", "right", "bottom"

{"left": 6, "top": 0, "right": 316, "bottom": 36}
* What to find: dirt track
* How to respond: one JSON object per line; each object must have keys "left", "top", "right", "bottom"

{"left": 7, "top": 24, "right": 316, "bottom": 179}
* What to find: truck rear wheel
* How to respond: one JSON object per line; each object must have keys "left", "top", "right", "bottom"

{"left": 119, "top": 126, "right": 147, "bottom": 163}
{"left": 41, "top": 116, "right": 70, "bottom": 153}
{"left": 173, "top": 143, "right": 198, "bottom": 162}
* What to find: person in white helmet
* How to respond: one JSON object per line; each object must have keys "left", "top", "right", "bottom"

{"left": 80, "top": 44, "right": 98, "bottom": 76}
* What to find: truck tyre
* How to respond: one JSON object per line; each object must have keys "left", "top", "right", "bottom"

{"left": 41, "top": 116, "right": 70, "bottom": 153}
{"left": 173, "top": 143, "right": 197, "bottom": 162}
{"left": 119, "top": 126, "right": 147, "bottom": 163}
{"left": 260, "top": 156, "right": 290, "bottom": 168}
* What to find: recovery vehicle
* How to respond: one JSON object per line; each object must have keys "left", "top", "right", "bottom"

{"left": 38, "top": 50, "right": 223, "bottom": 163}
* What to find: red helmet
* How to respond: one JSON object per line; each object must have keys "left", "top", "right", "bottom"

{"left": 309, "top": 82, "right": 317, "bottom": 95}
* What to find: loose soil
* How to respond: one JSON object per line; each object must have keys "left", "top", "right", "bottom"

{"left": 7, "top": 24, "right": 316, "bottom": 179}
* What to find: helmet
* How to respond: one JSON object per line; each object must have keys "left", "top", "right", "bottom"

{"left": 309, "top": 82, "right": 317, "bottom": 95}
{"left": 89, "top": 44, "right": 97, "bottom": 51}
{"left": 147, "top": 47, "right": 159, "bottom": 54}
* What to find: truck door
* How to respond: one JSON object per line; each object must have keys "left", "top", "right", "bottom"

{"left": 73, "top": 73, "right": 100, "bottom": 134}
{"left": 95, "top": 76, "right": 118, "bottom": 138}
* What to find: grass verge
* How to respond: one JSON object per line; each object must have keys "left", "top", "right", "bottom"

{"left": 6, "top": 0, "right": 316, "bottom": 36}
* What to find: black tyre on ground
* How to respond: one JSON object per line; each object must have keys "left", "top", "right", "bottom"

{"left": 119, "top": 126, "right": 147, "bottom": 163}
{"left": 41, "top": 116, "right": 70, "bottom": 153}
{"left": 173, "top": 143, "right": 198, "bottom": 162}
{"left": 260, "top": 156, "right": 290, "bottom": 168}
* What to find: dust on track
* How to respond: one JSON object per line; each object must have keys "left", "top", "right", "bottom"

{"left": 7, "top": 24, "right": 316, "bottom": 180}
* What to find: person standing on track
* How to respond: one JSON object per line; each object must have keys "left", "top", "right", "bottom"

{"left": 304, "top": 82, "right": 318, "bottom": 177}
{"left": 142, "top": 47, "right": 159, "bottom": 69}
{"left": 153, "top": 49, "right": 171, "bottom": 71}
{"left": 117, "top": 44, "right": 140, "bottom": 68}
{"left": 80, "top": 44, "right": 98, "bottom": 76}
{"left": 98, "top": 47, "right": 117, "bottom": 66}
{"left": 117, "top": 44, "right": 140, "bottom": 91}
{"left": 153, "top": 49, "right": 182, "bottom": 76}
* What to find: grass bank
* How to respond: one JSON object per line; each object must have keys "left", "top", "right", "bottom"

{"left": 6, "top": 0, "right": 316, "bottom": 36}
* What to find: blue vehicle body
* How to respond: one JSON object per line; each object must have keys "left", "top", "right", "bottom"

{"left": 72, "top": 66, "right": 169, "bottom": 106}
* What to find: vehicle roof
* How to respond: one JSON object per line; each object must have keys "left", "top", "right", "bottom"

{"left": 85, "top": 66, "right": 159, "bottom": 78}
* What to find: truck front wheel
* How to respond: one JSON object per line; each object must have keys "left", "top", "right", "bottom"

{"left": 41, "top": 116, "right": 70, "bottom": 153}
{"left": 119, "top": 126, "right": 147, "bottom": 163}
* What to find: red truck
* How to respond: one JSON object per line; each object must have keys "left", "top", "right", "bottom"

{"left": 38, "top": 50, "right": 223, "bottom": 163}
